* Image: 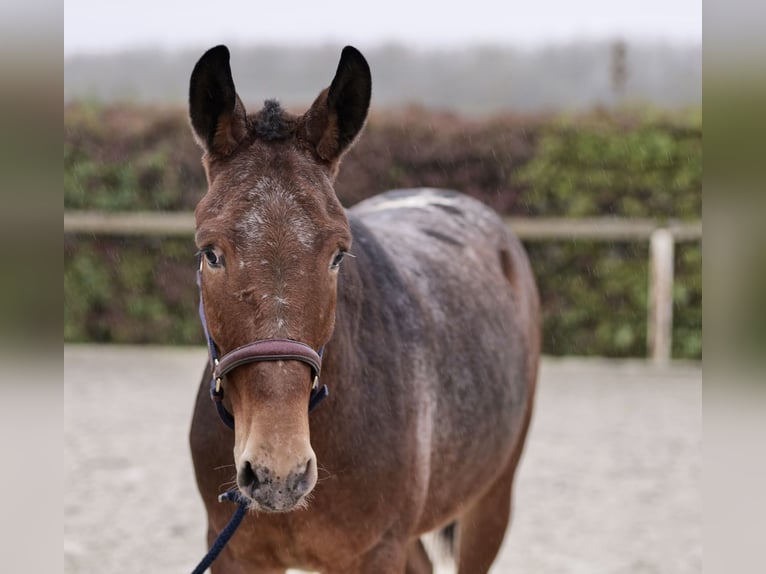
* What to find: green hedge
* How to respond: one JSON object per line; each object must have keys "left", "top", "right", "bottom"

{"left": 64, "top": 104, "right": 701, "bottom": 358}
{"left": 515, "top": 112, "right": 702, "bottom": 358}
{"left": 64, "top": 237, "right": 200, "bottom": 344}
{"left": 513, "top": 112, "right": 701, "bottom": 218}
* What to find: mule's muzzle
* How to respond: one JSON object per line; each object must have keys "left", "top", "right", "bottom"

{"left": 237, "top": 457, "right": 317, "bottom": 512}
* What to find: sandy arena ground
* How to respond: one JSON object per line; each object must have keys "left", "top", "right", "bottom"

{"left": 64, "top": 346, "right": 701, "bottom": 573}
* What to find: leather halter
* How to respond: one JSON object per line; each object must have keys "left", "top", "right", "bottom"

{"left": 196, "top": 254, "right": 329, "bottom": 430}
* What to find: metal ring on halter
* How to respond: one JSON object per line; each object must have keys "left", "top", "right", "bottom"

{"left": 214, "top": 358, "right": 222, "bottom": 393}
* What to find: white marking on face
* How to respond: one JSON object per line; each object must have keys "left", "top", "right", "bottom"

{"left": 238, "top": 178, "right": 316, "bottom": 250}
{"left": 235, "top": 178, "right": 325, "bottom": 337}
{"left": 274, "top": 293, "right": 288, "bottom": 331}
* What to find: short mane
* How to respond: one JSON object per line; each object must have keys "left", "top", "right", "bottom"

{"left": 253, "top": 99, "right": 293, "bottom": 141}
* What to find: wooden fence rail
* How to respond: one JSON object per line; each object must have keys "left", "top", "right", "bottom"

{"left": 64, "top": 211, "right": 702, "bottom": 363}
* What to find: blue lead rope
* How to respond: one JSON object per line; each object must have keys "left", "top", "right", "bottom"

{"left": 191, "top": 490, "right": 249, "bottom": 574}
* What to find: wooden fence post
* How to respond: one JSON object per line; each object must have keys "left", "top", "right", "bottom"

{"left": 647, "top": 228, "right": 675, "bottom": 364}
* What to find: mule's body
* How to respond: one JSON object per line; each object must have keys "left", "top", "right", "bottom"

{"left": 187, "top": 46, "right": 539, "bottom": 573}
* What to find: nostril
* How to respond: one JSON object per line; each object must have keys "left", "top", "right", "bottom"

{"left": 238, "top": 461, "right": 259, "bottom": 492}
{"left": 292, "top": 457, "right": 317, "bottom": 495}
{"left": 301, "top": 458, "right": 313, "bottom": 483}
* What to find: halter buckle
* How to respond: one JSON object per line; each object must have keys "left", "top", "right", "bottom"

{"left": 213, "top": 358, "right": 222, "bottom": 393}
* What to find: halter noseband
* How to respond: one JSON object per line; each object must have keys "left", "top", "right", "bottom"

{"left": 196, "top": 255, "right": 329, "bottom": 430}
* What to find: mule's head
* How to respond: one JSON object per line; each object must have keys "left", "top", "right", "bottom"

{"left": 189, "top": 45, "right": 370, "bottom": 512}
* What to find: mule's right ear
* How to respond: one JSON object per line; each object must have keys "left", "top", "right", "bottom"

{"left": 189, "top": 45, "right": 248, "bottom": 156}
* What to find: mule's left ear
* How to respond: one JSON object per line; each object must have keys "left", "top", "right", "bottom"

{"left": 189, "top": 45, "right": 248, "bottom": 156}
{"left": 299, "top": 46, "right": 371, "bottom": 166}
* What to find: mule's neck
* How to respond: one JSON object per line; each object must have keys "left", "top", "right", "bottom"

{"left": 318, "top": 214, "right": 424, "bottom": 412}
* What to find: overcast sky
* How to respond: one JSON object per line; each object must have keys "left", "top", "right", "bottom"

{"left": 64, "top": 0, "right": 701, "bottom": 56}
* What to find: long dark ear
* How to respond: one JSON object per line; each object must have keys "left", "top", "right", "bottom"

{"left": 189, "top": 45, "right": 247, "bottom": 156}
{"left": 299, "top": 46, "right": 371, "bottom": 167}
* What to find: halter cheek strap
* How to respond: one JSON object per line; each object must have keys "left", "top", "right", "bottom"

{"left": 196, "top": 255, "right": 329, "bottom": 430}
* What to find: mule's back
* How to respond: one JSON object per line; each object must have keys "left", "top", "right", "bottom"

{"left": 349, "top": 187, "right": 540, "bottom": 531}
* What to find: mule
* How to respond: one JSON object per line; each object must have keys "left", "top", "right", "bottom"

{"left": 188, "top": 44, "right": 540, "bottom": 573}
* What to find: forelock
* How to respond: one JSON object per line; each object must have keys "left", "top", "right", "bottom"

{"left": 253, "top": 99, "right": 293, "bottom": 141}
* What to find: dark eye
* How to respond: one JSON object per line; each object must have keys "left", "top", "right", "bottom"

{"left": 203, "top": 248, "right": 223, "bottom": 268}
{"left": 330, "top": 250, "right": 346, "bottom": 270}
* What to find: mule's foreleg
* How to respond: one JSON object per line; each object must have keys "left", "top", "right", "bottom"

{"left": 330, "top": 534, "right": 410, "bottom": 574}
{"left": 405, "top": 538, "right": 433, "bottom": 574}
{"left": 454, "top": 462, "right": 515, "bottom": 574}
